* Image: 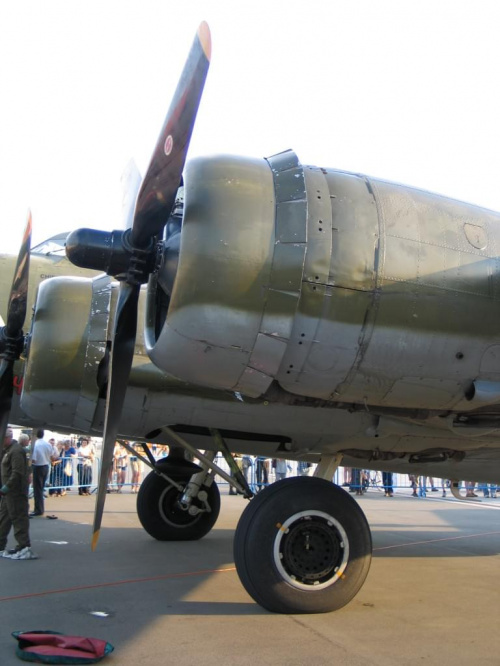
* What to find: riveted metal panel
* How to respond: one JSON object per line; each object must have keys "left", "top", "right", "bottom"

{"left": 276, "top": 282, "right": 326, "bottom": 388}
{"left": 267, "top": 149, "right": 300, "bottom": 173}
{"left": 323, "top": 171, "right": 379, "bottom": 291}
{"left": 276, "top": 166, "right": 380, "bottom": 400}
{"left": 259, "top": 290, "right": 300, "bottom": 339}
{"left": 341, "top": 175, "right": 500, "bottom": 408}
{"left": 274, "top": 167, "right": 306, "bottom": 202}
{"left": 302, "top": 167, "right": 333, "bottom": 287}
{"left": 269, "top": 242, "right": 306, "bottom": 292}
{"left": 235, "top": 150, "right": 308, "bottom": 396}
{"left": 276, "top": 201, "right": 308, "bottom": 242}
{"left": 382, "top": 377, "right": 463, "bottom": 408}
{"left": 73, "top": 275, "right": 112, "bottom": 430}
{"left": 248, "top": 333, "right": 288, "bottom": 377}
{"left": 237, "top": 366, "right": 274, "bottom": 397}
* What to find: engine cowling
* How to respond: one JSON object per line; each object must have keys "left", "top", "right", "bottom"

{"left": 146, "top": 149, "right": 500, "bottom": 410}
{"left": 21, "top": 274, "right": 112, "bottom": 430}
{"left": 145, "top": 151, "right": 307, "bottom": 398}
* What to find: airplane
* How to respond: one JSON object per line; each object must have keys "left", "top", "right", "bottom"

{"left": 2, "top": 20, "right": 500, "bottom": 615}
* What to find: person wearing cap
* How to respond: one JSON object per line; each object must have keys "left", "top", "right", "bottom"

{"left": 0, "top": 428, "right": 37, "bottom": 560}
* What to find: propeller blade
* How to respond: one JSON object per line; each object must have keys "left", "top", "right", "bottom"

{"left": 5, "top": 210, "right": 32, "bottom": 336}
{"left": 91, "top": 281, "right": 140, "bottom": 550}
{"left": 131, "top": 21, "right": 211, "bottom": 248}
{"left": 0, "top": 361, "right": 14, "bottom": 441}
{"left": 0, "top": 210, "right": 32, "bottom": 442}
{"left": 88, "top": 22, "right": 212, "bottom": 548}
{"left": 120, "top": 159, "right": 142, "bottom": 230}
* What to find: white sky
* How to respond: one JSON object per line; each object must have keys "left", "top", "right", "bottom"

{"left": 2, "top": 0, "right": 500, "bottom": 254}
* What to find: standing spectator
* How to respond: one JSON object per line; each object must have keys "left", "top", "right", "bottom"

{"left": 298, "top": 461, "right": 312, "bottom": 476}
{"left": 17, "top": 434, "right": 32, "bottom": 496}
{"left": 418, "top": 476, "right": 427, "bottom": 497}
{"left": 0, "top": 428, "right": 37, "bottom": 559}
{"left": 465, "top": 481, "right": 478, "bottom": 498}
{"left": 61, "top": 440, "right": 77, "bottom": 492}
{"left": 255, "top": 457, "right": 269, "bottom": 492}
{"left": 107, "top": 442, "right": 120, "bottom": 492}
{"left": 424, "top": 476, "right": 439, "bottom": 492}
{"left": 31, "top": 429, "right": 54, "bottom": 516}
{"left": 241, "top": 455, "right": 253, "bottom": 484}
{"left": 350, "top": 468, "right": 362, "bottom": 495}
{"left": 342, "top": 467, "right": 352, "bottom": 487}
{"left": 229, "top": 454, "right": 243, "bottom": 495}
{"left": 116, "top": 443, "right": 128, "bottom": 492}
{"left": 18, "top": 433, "right": 31, "bottom": 452}
{"left": 78, "top": 438, "right": 95, "bottom": 495}
{"left": 478, "top": 481, "right": 497, "bottom": 498}
{"left": 382, "top": 471, "right": 394, "bottom": 497}
{"left": 409, "top": 474, "right": 419, "bottom": 497}
{"left": 274, "top": 458, "right": 290, "bottom": 482}
{"left": 130, "top": 443, "right": 142, "bottom": 494}
{"left": 48, "top": 438, "right": 62, "bottom": 496}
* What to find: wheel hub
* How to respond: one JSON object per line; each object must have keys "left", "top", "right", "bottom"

{"left": 273, "top": 510, "right": 350, "bottom": 591}
{"left": 159, "top": 485, "right": 201, "bottom": 528}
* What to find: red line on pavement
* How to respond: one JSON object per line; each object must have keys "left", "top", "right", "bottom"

{"left": 0, "top": 566, "right": 236, "bottom": 602}
{"left": 4, "top": 531, "right": 499, "bottom": 602}
{"left": 374, "top": 530, "right": 500, "bottom": 551}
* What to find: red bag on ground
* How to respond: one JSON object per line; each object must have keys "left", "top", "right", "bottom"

{"left": 12, "top": 631, "right": 114, "bottom": 664}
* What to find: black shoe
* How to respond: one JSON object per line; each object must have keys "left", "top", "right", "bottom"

{"left": 29, "top": 512, "right": 43, "bottom": 517}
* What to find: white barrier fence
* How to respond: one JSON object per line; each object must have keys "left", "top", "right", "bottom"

{"left": 39, "top": 454, "right": 454, "bottom": 497}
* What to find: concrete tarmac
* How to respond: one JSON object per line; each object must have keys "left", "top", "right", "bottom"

{"left": 1, "top": 486, "right": 500, "bottom": 665}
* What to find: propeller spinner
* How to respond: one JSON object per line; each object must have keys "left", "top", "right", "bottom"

{"left": 66, "top": 22, "right": 211, "bottom": 549}
{"left": 0, "top": 211, "right": 32, "bottom": 441}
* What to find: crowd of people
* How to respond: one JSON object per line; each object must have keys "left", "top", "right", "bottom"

{"left": 0, "top": 430, "right": 149, "bottom": 560}
{"left": 40, "top": 437, "right": 147, "bottom": 497}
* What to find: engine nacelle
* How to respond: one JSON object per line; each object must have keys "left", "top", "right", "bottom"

{"left": 21, "top": 274, "right": 112, "bottom": 430}
{"left": 146, "top": 150, "right": 500, "bottom": 410}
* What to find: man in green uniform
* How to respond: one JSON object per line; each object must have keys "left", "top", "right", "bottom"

{"left": 0, "top": 428, "right": 37, "bottom": 560}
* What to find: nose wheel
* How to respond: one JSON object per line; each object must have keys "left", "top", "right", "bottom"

{"left": 234, "top": 477, "right": 372, "bottom": 613}
{"left": 137, "top": 469, "right": 220, "bottom": 541}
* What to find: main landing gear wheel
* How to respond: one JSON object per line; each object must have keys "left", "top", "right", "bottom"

{"left": 233, "top": 476, "right": 372, "bottom": 613}
{"left": 137, "top": 469, "right": 220, "bottom": 541}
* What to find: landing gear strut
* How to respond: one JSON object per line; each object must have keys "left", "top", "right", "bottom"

{"left": 134, "top": 426, "right": 250, "bottom": 541}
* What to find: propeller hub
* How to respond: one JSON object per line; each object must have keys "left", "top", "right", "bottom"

{"left": 66, "top": 228, "right": 156, "bottom": 283}
{"left": 0, "top": 327, "right": 25, "bottom": 360}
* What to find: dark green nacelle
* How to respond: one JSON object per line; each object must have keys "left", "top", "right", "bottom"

{"left": 146, "top": 150, "right": 500, "bottom": 413}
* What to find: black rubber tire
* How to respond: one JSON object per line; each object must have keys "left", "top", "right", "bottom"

{"left": 137, "top": 470, "right": 220, "bottom": 541}
{"left": 233, "top": 476, "right": 372, "bottom": 613}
